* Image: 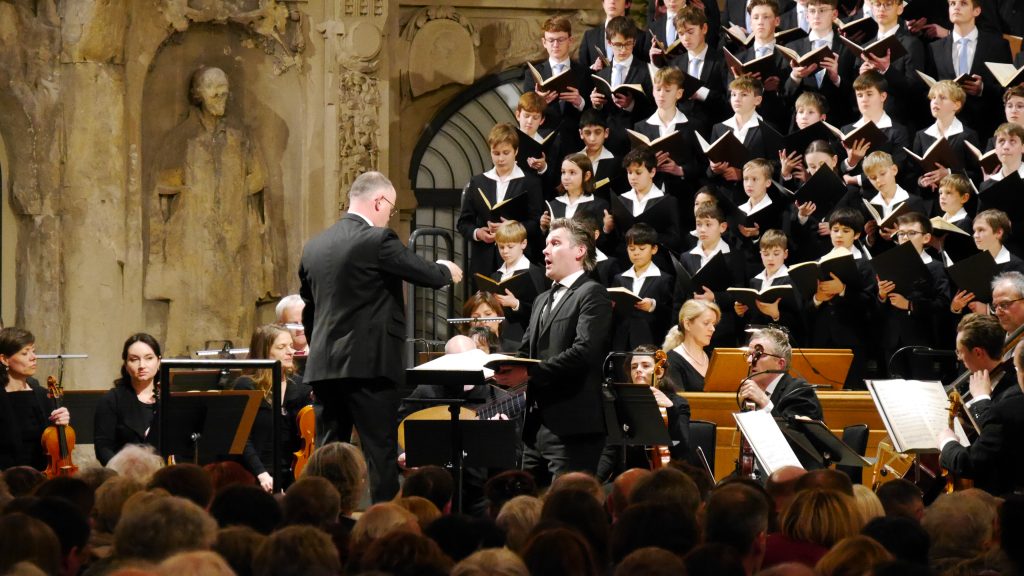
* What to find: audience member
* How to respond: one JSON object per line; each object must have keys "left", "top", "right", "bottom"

{"left": 610, "top": 501, "right": 699, "bottom": 564}
{"left": 540, "top": 488, "right": 610, "bottom": 565}
{"left": 105, "top": 445, "right": 164, "bottom": 482}
{"left": 815, "top": 535, "right": 893, "bottom": 576}
{"left": 852, "top": 484, "right": 885, "bottom": 523}
{"left": 146, "top": 464, "right": 213, "bottom": 509}
{"left": 423, "top": 514, "right": 504, "bottom": 562}
{"left": 521, "top": 526, "right": 600, "bottom": 576}
{"left": 395, "top": 496, "right": 442, "bottom": 531}
{"left": 861, "top": 515, "right": 930, "bottom": 566}
{"left": 253, "top": 525, "right": 340, "bottom": 576}
{"left": 212, "top": 526, "right": 266, "bottom": 576}
{"left": 875, "top": 479, "right": 924, "bottom": 521}
{"left": 483, "top": 470, "right": 538, "bottom": 518}
{"left": 684, "top": 543, "right": 747, "bottom": 576}
{"left": 155, "top": 551, "right": 234, "bottom": 576}
{"left": 495, "top": 495, "right": 543, "bottom": 554}
{"left": 401, "top": 465, "right": 454, "bottom": 513}
{"left": 704, "top": 482, "right": 771, "bottom": 575}
{"left": 113, "top": 495, "right": 217, "bottom": 564}
{"left": 301, "top": 441, "right": 367, "bottom": 518}
{"left": 451, "top": 548, "right": 529, "bottom": 576}
{"left": 614, "top": 546, "right": 685, "bottom": 576}
{"left": 209, "top": 484, "right": 281, "bottom": 535}
{"left": 764, "top": 488, "right": 861, "bottom": 569}
{"left": 282, "top": 476, "right": 340, "bottom": 529}
{"left": 628, "top": 466, "right": 700, "bottom": 515}
{"left": 358, "top": 530, "right": 453, "bottom": 576}
{"left": 0, "top": 513, "right": 62, "bottom": 576}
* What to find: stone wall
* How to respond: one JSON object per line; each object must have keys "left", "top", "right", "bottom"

{"left": 0, "top": 0, "right": 597, "bottom": 388}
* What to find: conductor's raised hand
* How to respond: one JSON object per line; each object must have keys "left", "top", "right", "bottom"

{"left": 437, "top": 260, "right": 463, "bottom": 283}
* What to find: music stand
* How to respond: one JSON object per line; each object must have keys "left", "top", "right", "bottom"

{"left": 60, "top": 390, "right": 107, "bottom": 444}
{"left": 159, "top": 359, "right": 282, "bottom": 488}
{"left": 778, "top": 417, "right": 874, "bottom": 470}
{"left": 168, "top": 369, "right": 244, "bottom": 392}
{"left": 604, "top": 382, "right": 672, "bottom": 471}
{"left": 160, "top": 390, "right": 262, "bottom": 464}
{"left": 405, "top": 420, "right": 518, "bottom": 468}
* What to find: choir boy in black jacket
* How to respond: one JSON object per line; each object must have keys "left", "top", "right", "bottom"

{"left": 936, "top": 173, "right": 973, "bottom": 238}
{"left": 911, "top": 80, "right": 982, "bottom": 208}
{"left": 611, "top": 224, "right": 675, "bottom": 350}
{"left": 926, "top": 0, "right": 1012, "bottom": 139}
{"left": 665, "top": 6, "right": 733, "bottom": 135}
{"left": 875, "top": 212, "right": 952, "bottom": 377}
{"left": 605, "top": 148, "right": 684, "bottom": 256}
{"left": 589, "top": 16, "right": 655, "bottom": 157}
{"left": 733, "top": 0, "right": 792, "bottom": 132}
{"left": 514, "top": 92, "right": 559, "bottom": 194}
{"left": 578, "top": 110, "right": 625, "bottom": 200}
{"left": 490, "top": 221, "right": 548, "bottom": 352}
{"left": 457, "top": 123, "right": 545, "bottom": 284}
{"left": 838, "top": 71, "right": 914, "bottom": 192}
{"left": 860, "top": 151, "right": 927, "bottom": 255}
{"left": 734, "top": 229, "right": 806, "bottom": 344}
{"left": 579, "top": 0, "right": 651, "bottom": 70}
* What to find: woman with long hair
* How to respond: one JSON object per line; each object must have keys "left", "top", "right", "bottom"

{"left": 93, "top": 333, "right": 162, "bottom": 466}
{"left": 233, "top": 324, "right": 313, "bottom": 492}
{"left": 662, "top": 299, "right": 721, "bottom": 392}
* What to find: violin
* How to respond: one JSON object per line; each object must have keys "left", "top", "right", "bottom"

{"left": 292, "top": 405, "right": 315, "bottom": 480}
{"left": 942, "top": 392, "right": 974, "bottom": 493}
{"left": 737, "top": 400, "right": 757, "bottom": 479}
{"left": 42, "top": 376, "right": 78, "bottom": 478}
{"left": 649, "top": 350, "right": 672, "bottom": 470}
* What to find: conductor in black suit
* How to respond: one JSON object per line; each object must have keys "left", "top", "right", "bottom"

{"left": 298, "top": 171, "right": 463, "bottom": 502}
{"left": 495, "top": 218, "right": 613, "bottom": 483}
{"left": 738, "top": 326, "right": 824, "bottom": 421}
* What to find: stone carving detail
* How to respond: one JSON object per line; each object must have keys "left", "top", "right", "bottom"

{"left": 343, "top": 0, "right": 383, "bottom": 17}
{"left": 402, "top": 7, "right": 479, "bottom": 98}
{"left": 160, "top": 0, "right": 303, "bottom": 73}
{"left": 145, "top": 67, "right": 275, "bottom": 354}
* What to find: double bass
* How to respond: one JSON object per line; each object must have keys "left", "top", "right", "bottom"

{"left": 42, "top": 376, "right": 78, "bottom": 478}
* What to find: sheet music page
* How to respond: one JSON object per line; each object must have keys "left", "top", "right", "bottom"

{"left": 733, "top": 410, "right": 804, "bottom": 475}
{"left": 410, "top": 349, "right": 495, "bottom": 379}
{"left": 867, "top": 379, "right": 947, "bottom": 452}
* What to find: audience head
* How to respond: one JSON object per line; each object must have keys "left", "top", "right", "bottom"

{"left": 147, "top": 464, "right": 214, "bottom": 509}
{"left": 395, "top": 496, "right": 442, "bottom": 531}
{"left": 360, "top": 530, "right": 453, "bottom": 576}
{"left": 815, "top": 535, "right": 893, "bottom": 576}
{"left": 548, "top": 471, "right": 602, "bottom": 502}
{"left": 875, "top": 479, "right": 924, "bottom": 521}
{"left": 780, "top": 489, "right": 862, "bottom": 549}
{"left": 794, "top": 469, "right": 854, "bottom": 497}
{"left": 350, "top": 502, "right": 420, "bottom": 552}
{"left": 301, "top": 441, "right": 367, "bottom": 515}
{"left": 521, "top": 526, "right": 599, "bottom": 576}
{"left": 921, "top": 491, "right": 997, "bottom": 567}
{"left": 401, "top": 465, "right": 454, "bottom": 513}
{"left": 606, "top": 468, "right": 650, "bottom": 522}
{"left": 423, "top": 514, "right": 504, "bottom": 563}
{"left": 495, "top": 495, "right": 543, "bottom": 553}
{"left": 106, "top": 444, "right": 165, "bottom": 483}
{"left": 684, "top": 543, "right": 747, "bottom": 576}
{"left": 209, "top": 484, "right": 281, "bottom": 535}
{"left": 484, "top": 470, "right": 537, "bottom": 518}
{"left": 541, "top": 488, "right": 610, "bottom": 565}
{"left": 0, "top": 513, "right": 62, "bottom": 576}
{"left": 614, "top": 546, "right": 686, "bottom": 576}
{"left": 1000, "top": 493, "right": 1024, "bottom": 570}
{"left": 610, "top": 502, "right": 699, "bottom": 564}
{"left": 3, "top": 467, "right": 45, "bottom": 498}
{"left": 93, "top": 476, "right": 145, "bottom": 534}
{"left": 32, "top": 476, "right": 94, "bottom": 519}
{"left": 765, "top": 466, "right": 807, "bottom": 518}
{"left": 629, "top": 466, "right": 700, "bottom": 516}
{"left": 253, "top": 525, "right": 341, "bottom": 576}
{"left": 704, "top": 482, "right": 771, "bottom": 572}
{"left": 155, "top": 551, "right": 234, "bottom": 576}
{"left": 451, "top": 548, "right": 529, "bottom": 576}
{"left": 25, "top": 497, "right": 91, "bottom": 576}
{"left": 852, "top": 484, "right": 885, "bottom": 524}
{"left": 213, "top": 526, "right": 266, "bottom": 576}
{"left": 114, "top": 495, "right": 218, "bottom": 562}
{"left": 202, "top": 461, "right": 256, "bottom": 492}
{"left": 861, "top": 515, "right": 931, "bottom": 565}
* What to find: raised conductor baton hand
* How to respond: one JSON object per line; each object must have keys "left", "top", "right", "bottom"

{"left": 437, "top": 260, "right": 463, "bottom": 283}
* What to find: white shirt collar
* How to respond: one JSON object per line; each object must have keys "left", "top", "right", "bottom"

{"left": 764, "top": 373, "right": 785, "bottom": 397}
{"left": 348, "top": 210, "right": 374, "bottom": 227}
{"left": 497, "top": 254, "right": 532, "bottom": 276}
{"left": 689, "top": 237, "right": 732, "bottom": 256}
{"left": 483, "top": 165, "right": 526, "bottom": 182}
{"left": 920, "top": 250, "right": 934, "bottom": 265}
{"left": 946, "top": 208, "right": 968, "bottom": 223}
{"left": 755, "top": 264, "right": 790, "bottom": 283}
{"left": 548, "top": 58, "right": 571, "bottom": 72}
{"left": 877, "top": 23, "right": 899, "bottom": 39}
{"left": 739, "top": 193, "right": 773, "bottom": 215}
{"left": 989, "top": 164, "right": 1024, "bottom": 181}
{"left": 723, "top": 113, "right": 761, "bottom": 133}
{"left": 924, "top": 117, "right": 964, "bottom": 139}
{"left": 869, "top": 186, "right": 910, "bottom": 210}
{"left": 854, "top": 112, "right": 893, "bottom": 129}
{"left": 645, "top": 108, "right": 689, "bottom": 129}
{"left": 555, "top": 194, "right": 595, "bottom": 206}
{"left": 582, "top": 146, "right": 616, "bottom": 161}
{"left": 554, "top": 269, "right": 587, "bottom": 288}
{"left": 996, "top": 245, "right": 1012, "bottom": 265}
{"left": 622, "top": 262, "right": 663, "bottom": 280}
{"left": 622, "top": 185, "right": 665, "bottom": 216}
{"left": 951, "top": 26, "right": 979, "bottom": 45}
{"left": 596, "top": 248, "right": 608, "bottom": 262}
{"left": 688, "top": 43, "right": 709, "bottom": 60}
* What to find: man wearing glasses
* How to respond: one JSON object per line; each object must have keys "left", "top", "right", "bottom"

{"left": 738, "top": 326, "right": 823, "bottom": 421}
{"left": 299, "top": 171, "right": 463, "bottom": 502}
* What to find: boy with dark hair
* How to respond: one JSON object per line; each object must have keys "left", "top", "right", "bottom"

{"left": 664, "top": 6, "right": 732, "bottom": 135}
{"left": 590, "top": 16, "right": 656, "bottom": 156}
{"left": 606, "top": 148, "right": 684, "bottom": 254}
{"left": 612, "top": 223, "right": 675, "bottom": 349}
{"left": 523, "top": 16, "right": 592, "bottom": 174}
{"left": 457, "top": 123, "right": 545, "bottom": 282}
{"left": 806, "top": 206, "right": 877, "bottom": 388}
{"left": 579, "top": 0, "right": 652, "bottom": 70}
{"left": 579, "top": 109, "right": 625, "bottom": 197}
{"left": 936, "top": 173, "right": 973, "bottom": 235}
{"left": 926, "top": 0, "right": 1011, "bottom": 139}
{"left": 875, "top": 212, "right": 951, "bottom": 376}
{"left": 732, "top": 0, "right": 792, "bottom": 131}
{"left": 782, "top": 0, "right": 857, "bottom": 127}
{"left": 839, "top": 71, "right": 914, "bottom": 192}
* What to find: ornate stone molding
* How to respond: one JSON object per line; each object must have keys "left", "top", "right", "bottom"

{"left": 400, "top": 6, "right": 480, "bottom": 98}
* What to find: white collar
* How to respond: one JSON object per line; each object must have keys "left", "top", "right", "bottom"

{"left": 612, "top": 55, "right": 634, "bottom": 75}
{"left": 755, "top": 264, "right": 790, "bottom": 283}
{"left": 809, "top": 30, "right": 834, "bottom": 43}
{"left": 622, "top": 262, "right": 663, "bottom": 280}
{"left": 951, "top": 26, "right": 979, "bottom": 44}
{"left": 548, "top": 58, "right": 571, "bottom": 71}
{"left": 739, "top": 193, "right": 773, "bottom": 215}
{"left": 877, "top": 23, "right": 900, "bottom": 39}
{"left": 724, "top": 113, "right": 761, "bottom": 132}
{"left": 483, "top": 165, "right": 526, "bottom": 182}
{"left": 623, "top": 185, "right": 665, "bottom": 204}
{"left": 554, "top": 269, "right": 586, "bottom": 288}
{"left": 646, "top": 108, "right": 689, "bottom": 128}
{"left": 996, "top": 245, "right": 1012, "bottom": 264}
{"left": 946, "top": 208, "right": 968, "bottom": 223}
{"left": 348, "top": 210, "right": 374, "bottom": 227}
{"left": 688, "top": 43, "right": 709, "bottom": 60}
{"left": 869, "top": 186, "right": 910, "bottom": 207}
{"left": 764, "top": 373, "right": 785, "bottom": 397}
{"left": 596, "top": 248, "right": 608, "bottom": 262}
{"left": 924, "top": 117, "right": 964, "bottom": 139}
{"left": 920, "top": 250, "right": 934, "bottom": 264}
{"left": 689, "top": 237, "right": 732, "bottom": 256}
{"left": 498, "top": 254, "right": 532, "bottom": 276}
{"left": 582, "top": 146, "right": 616, "bottom": 161}
{"left": 854, "top": 113, "right": 893, "bottom": 129}
{"left": 990, "top": 163, "right": 1024, "bottom": 180}
{"left": 555, "top": 193, "right": 595, "bottom": 206}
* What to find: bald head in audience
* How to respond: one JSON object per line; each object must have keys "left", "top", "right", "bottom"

{"left": 765, "top": 466, "right": 806, "bottom": 517}
{"left": 607, "top": 468, "right": 651, "bottom": 522}
{"left": 549, "top": 472, "right": 603, "bottom": 502}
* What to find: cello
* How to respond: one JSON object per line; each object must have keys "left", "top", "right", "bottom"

{"left": 292, "top": 405, "right": 315, "bottom": 480}
{"left": 648, "top": 349, "right": 673, "bottom": 470}
{"left": 42, "top": 376, "right": 78, "bottom": 478}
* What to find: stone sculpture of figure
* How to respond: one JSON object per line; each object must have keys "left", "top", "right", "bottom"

{"left": 145, "top": 66, "right": 274, "bottom": 355}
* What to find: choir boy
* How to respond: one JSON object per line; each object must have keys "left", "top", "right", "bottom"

{"left": 937, "top": 173, "right": 973, "bottom": 235}
{"left": 839, "top": 71, "right": 913, "bottom": 191}
{"left": 734, "top": 229, "right": 805, "bottom": 342}
{"left": 611, "top": 224, "right": 674, "bottom": 349}
{"left": 980, "top": 122, "right": 1024, "bottom": 186}
{"left": 734, "top": 0, "right": 791, "bottom": 131}
{"left": 783, "top": 0, "right": 856, "bottom": 127}
{"left": 579, "top": 0, "right": 651, "bottom": 70}
{"left": 490, "top": 220, "right": 548, "bottom": 352}
{"left": 912, "top": 80, "right": 982, "bottom": 201}
{"left": 579, "top": 110, "right": 624, "bottom": 199}
{"left": 632, "top": 66, "right": 704, "bottom": 192}
{"left": 861, "top": 151, "right": 926, "bottom": 254}
{"left": 607, "top": 148, "right": 684, "bottom": 254}
{"left": 737, "top": 158, "right": 790, "bottom": 270}
{"left": 589, "top": 16, "right": 655, "bottom": 156}
{"left": 665, "top": 6, "right": 732, "bottom": 134}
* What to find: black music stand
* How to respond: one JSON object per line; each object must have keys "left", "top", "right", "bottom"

{"left": 404, "top": 368, "right": 496, "bottom": 514}
{"left": 604, "top": 383, "right": 672, "bottom": 470}
{"left": 160, "top": 390, "right": 262, "bottom": 465}
{"left": 778, "top": 417, "right": 873, "bottom": 470}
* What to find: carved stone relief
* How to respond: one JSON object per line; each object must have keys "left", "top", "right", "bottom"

{"left": 402, "top": 7, "right": 479, "bottom": 98}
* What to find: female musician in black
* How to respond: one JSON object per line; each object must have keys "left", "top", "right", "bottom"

{"left": 93, "top": 333, "right": 161, "bottom": 466}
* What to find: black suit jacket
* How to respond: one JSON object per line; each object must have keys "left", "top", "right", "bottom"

{"left": 648, "top": 1, "right": 723, "bottom": 48}
{"left": 489, "top": 264, "right": 548, "bottom": 352}
{"left": 630, "top": 119, "right": 706, "bottom": 181}
{"left": 736, "top": 45, "right": 792, "bottom": 132}
{"left": 876, "top": 257, "right": 951, "bottom": 350}
{"left": 593, "top": 59, "right": 655, "bottom": 156}
{"left": 839, "top": 121, "right": 914, "bottom": 190}
{"left": 521, "top": 59, "right": 593, "bottom": 162}
{"left": 93, "top": 384, "right": 157, "bottom": 466}
{"left": 941, "top": 392, "right": 1024, "bottom": 495}
{"left": 668, "top": 49, "right": 733, "bottom": 134}
{"left": 770, "top": 373, "right": 824, "bottom": 421}
{"left": 520, "top": 273, "right": 613, "bottom": 437}
{"left": 782, "top": 34, "right": 858, "bottom": 128}
{"left": 299, "top": 214, "right": 453, "bottom": 387}
{"left": 927, "top": 32, "right": 1012, "bottom": 138}
{"left": 611, "top": 270, "right": 674, "bottom": 349}
{"left": 579, "top": 25, "right": 652, "bottom": 70}
{"left": 679, "top": 249, "right": 748, "bottom": 347}
{"left": 457, "top": 172, "right": 545, "bottom": 278}
{"left": 843, "top": 26, "right": 927, "bottom": 131}
{"left": 910, "top": 128, "right": 983, "bottom": 195}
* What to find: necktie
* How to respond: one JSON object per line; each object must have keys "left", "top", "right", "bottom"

{"left": 541, "top": 283, "right": 562, "bottom": 323}
{"left": 958, "top": 38, "right": 970, "bottom": 76}
{"left": 554, "top": 63, "right": 566, "bottom": 76}
{"left": 757, "top": 46, "right": 771, "bottom": 59}
{"left": 814, "top": 39, "right": 828, "bottom": 87}
{"left": 688, "top": 56, "right": 702, "bottom": 78}
{"left": 612, "top": 64, "right": 626, "bottom": 87}
{"left": 667, "top": 19, "right": 678, "bottom": 45}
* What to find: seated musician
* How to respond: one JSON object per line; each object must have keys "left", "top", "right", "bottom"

{"left": 949, "top": 313, "right": 1020, "bottom": 429}
{"left": 597, "top": 344, "right": 691, "bottom": 481}
{"left": 0, "top": 327, "right": 71, "bottom": 471}
{"left": 738, "top": 326, "right": 824, "bottom": 421}
{"left": 232, "top": 324, "right": 314, "bottom": 492}
{"left": 938, "top": 339, "right": 1024, "bottom": 496}
{"left": 93, "top": 333, "right": 161, "bottom": 466}
{"left": 992, "top": 272, "right": 1024, "bottom": 361}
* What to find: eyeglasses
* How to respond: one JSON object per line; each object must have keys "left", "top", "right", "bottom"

{"left": 895, "top": 230, "right": 923, "bottom": 239}
{"left": 610, "top": 40, "right": 635, "bottom": 49}
{"left": 544, "top": 36, "right": 571, "bottom": 46}
{"left": 993, "top": 297, "right": 1024, "bottom": 312}
{"left": 870, "top": 0, "right": 897, "bottom": 8}
{"left": 377, "top": 196, "right": 398, "bottom": 218}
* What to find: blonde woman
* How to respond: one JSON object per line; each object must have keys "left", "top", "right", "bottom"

{"left": 662, "top": 299, "right": 721, "bottom": 391}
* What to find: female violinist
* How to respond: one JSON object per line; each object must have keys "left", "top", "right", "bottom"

{"left": 232, "top": 324, "right": 313, "bottom": 492}
{"left": 0, "top": 327, "right": 71, "bottom": 471}
{"left": 93, "top": 333, "right": 161, "bottom": 466}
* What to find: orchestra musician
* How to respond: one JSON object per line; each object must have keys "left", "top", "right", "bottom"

{"left": 93, "top": 333, "right": 162, "bottom": 466}
{"left": 738, "top": 326, "right": 823, "bottom": 422}
{"left": 991, "top": 272, "right": 1024, "bottom": 361}
{"left": 938, "top": 339, "right": 1024, "bottom": 495}
{"left": 232, "top": 323, "right": 313, "bottom": 492}
{"left": 949, "top": 314, "right": 1019, "bottom": 429}
{"left": 0, "top": 327, "right": 71, "bottom": 471}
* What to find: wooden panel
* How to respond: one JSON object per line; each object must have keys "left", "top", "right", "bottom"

{"left": 680, "top": 391, "right": 886, "bottom": 483}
